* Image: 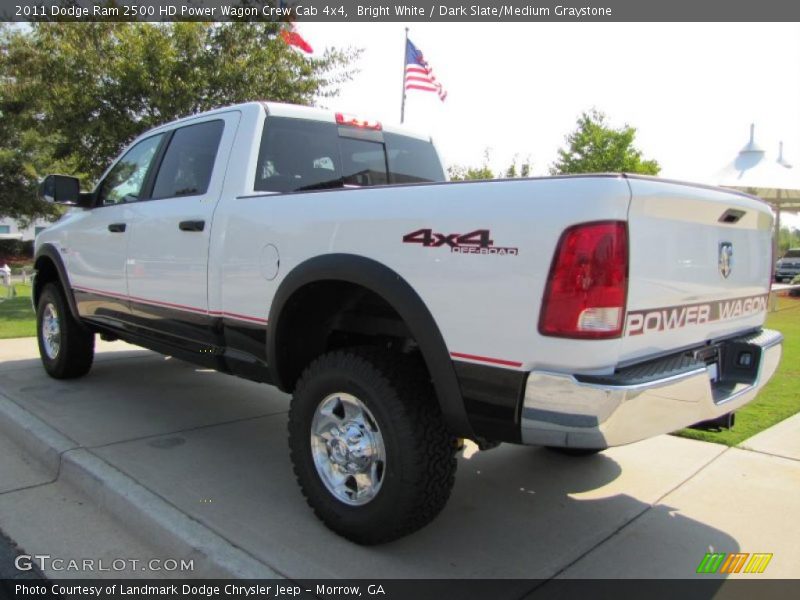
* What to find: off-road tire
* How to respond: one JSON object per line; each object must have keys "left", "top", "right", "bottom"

{"left": 36, "top": 282, "right": 94, "bottom": 379}
{"left": 288, "top": 348, "right": 458, "bottom": 544}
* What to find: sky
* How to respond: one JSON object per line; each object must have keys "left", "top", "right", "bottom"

{"left": 300, "top": 22, "right": 800, "bottom": 228}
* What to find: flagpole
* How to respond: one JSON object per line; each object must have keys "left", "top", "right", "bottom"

{"left": 400, "top": 27, "right": 409, "bottom": 124}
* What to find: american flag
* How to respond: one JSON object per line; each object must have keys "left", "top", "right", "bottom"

{"left": 404, "top": 39, "right": 447, "bottom": 101}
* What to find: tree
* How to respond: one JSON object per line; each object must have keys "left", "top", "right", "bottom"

{"left": 448, "top": 164, "right": 495, "bottom": 181}
{"left": 550, "top": 109, "right": 660, "bottom": 176}
{"left": 503, "top": 154, "right": 532, "bottom": 179}
{"left": 0, "top": 106, "right": 67, "bottom": 225}
{"left": 778, "top": 225, "right": 800, "bottom": 254}
{"left": 0, "top": 22, "right": 359, "bottom": 224}
{"left": 448, "top": 148, "right": 495, "bottom": 181}
{"left": 448, "top": 150, "right": 533, "bottom": 181}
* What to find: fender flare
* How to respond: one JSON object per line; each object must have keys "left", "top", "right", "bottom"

{"left": 267, "top": 254, "right": 474, "bottom": 438}
{"left": 33, "top": 243, "right": 84, "bottom": 325}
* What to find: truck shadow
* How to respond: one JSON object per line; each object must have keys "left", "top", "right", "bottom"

{"left": 0, "top": 351, "right": 739, "bottom": 587}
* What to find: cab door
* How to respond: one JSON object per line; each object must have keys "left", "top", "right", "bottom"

{"left": 124, "top": 112, "right": 240, "bottom": 345}
{"left": 68, "top": 133, "right": 165, "bottom": 322}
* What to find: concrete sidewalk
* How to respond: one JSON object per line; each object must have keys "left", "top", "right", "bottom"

{"left": 0, "top": 338, "right": 798, "bottom": 583}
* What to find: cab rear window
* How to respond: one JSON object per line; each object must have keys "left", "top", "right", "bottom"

{"left": 253, "top": 117, "right": 444, "bottom": 193}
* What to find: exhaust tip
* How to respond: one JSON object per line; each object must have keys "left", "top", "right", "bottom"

{"left": 689, "top": 412, "right": 735, "bottom": 432}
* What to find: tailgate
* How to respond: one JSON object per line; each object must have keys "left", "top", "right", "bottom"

{"left": 621, "top": 177, "right": 774, "bottom": 364}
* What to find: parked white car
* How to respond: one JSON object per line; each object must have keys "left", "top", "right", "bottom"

{"left": 33, "top": 102, "right": 782, "bottom": 543}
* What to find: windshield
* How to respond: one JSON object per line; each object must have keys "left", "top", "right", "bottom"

{"left": 254, "top": 117, "right": 445, "bottom": 193}
{"left": 783, "top": 249, "right": 800, "bottom": 259}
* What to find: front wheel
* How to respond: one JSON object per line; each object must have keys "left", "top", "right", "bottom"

{"left": 288, "top": 348, "right": 458, "bottom": 544}
{"left": 36, "top": 282, "right": 94, "bottom": 379}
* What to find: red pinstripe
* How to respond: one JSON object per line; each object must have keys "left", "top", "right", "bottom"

{"left": 449, "top": 352, "right": 523, "bottom": 368}
{"left": 72, "top": 286, "right": 268, "bottom": 325}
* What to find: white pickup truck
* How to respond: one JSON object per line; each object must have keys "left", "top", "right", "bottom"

{"left": 33, "top": 102, "right": 782, "bottom": 544}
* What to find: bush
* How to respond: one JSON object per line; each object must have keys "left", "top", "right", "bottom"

{"left": 0, "top": 239, "right": 34, "bottom": 260}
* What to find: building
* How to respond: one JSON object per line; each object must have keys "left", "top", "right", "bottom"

{"left": 0, "top": 217, "right": 53, "bottom": 241}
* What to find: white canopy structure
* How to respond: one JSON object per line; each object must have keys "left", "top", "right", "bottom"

{"left": 777, "top": 141, "right": 792, "bottom": 168}
{"left": 715, "top": 124, "right": 800, "bottom": 244}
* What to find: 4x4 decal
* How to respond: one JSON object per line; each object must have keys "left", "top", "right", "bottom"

{"left": 402, "top": 228, "right": 518, "bottom": 256}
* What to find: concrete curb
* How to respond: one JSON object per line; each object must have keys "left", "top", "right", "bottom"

{"left": 0, "top": 392, "right": 283, "bottom": 579}
{"left": 0, "top": 390, "right": 76, "bottom": 475}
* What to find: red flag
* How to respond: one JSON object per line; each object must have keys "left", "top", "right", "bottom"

{"left": 282, "top": 27, "right": 313, "bottom": 54}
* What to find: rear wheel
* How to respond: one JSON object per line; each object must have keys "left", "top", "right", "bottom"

{"left": 36, "top": 282, "right": 94, "bottom": 379}
{"left": 288, "top": 348, "right": 458, "bottom": 544}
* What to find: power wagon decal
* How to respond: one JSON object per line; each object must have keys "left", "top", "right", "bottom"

{"left": 626, "top": 294, "right": 769, "bottom": 336}
{"left": 402, "top": 228, "right": 518, "bottom": 256}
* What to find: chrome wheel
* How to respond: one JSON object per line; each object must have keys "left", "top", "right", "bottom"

{"left": 310, "top": 393, "right": 386, "bottom": 506}
{"left": 41, "top": 302, "right": 61, "bottom": 359}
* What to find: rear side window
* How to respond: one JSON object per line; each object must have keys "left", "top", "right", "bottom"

{"left": 152, "top": 120, "right": 224, "bottom": 199}
{"left": 254, "top": 118, "right": 341, "bottom": 193}
{"left": 254, "top": 117, "right": 444, "bottom": 193}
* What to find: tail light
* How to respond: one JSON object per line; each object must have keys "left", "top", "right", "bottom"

{"left": 539, "top": 221, "right": 628, "bottom": 339}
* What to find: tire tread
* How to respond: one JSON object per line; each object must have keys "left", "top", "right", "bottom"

{"left": 37, "top": 282, "right": 94, "bottom": 379}
{"left": 288, "top": 347, "right": 457, "bottom": 544}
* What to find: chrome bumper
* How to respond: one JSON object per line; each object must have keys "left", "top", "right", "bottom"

{"left": 521, "top": 329, "right": 783, "bottom": 449}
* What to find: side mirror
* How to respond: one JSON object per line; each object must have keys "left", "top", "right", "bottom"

{"left": 38, "top": 174, "right": 82, "bottom": 205}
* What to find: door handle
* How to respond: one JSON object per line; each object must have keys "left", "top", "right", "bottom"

{"left": 108, "top": 223, "right": 126, "bottom": 233}
{"left": 179, "top": 220, "right": 205, "bottom": 232}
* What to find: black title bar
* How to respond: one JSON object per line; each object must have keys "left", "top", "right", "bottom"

{"left": 2, "top": 0, "right": 800, "bottom": 22}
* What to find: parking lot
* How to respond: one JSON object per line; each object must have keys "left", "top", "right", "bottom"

{"left": 1, "top": 338, "right": 799, "bottom": 584}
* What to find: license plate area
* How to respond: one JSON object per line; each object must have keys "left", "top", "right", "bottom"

{"left": 693, "top": 345, "right": 721, "bottom": 384}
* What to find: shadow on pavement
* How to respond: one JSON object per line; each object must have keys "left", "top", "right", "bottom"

{"left": 0, "top": 352, "right": 739, "bottom": 584}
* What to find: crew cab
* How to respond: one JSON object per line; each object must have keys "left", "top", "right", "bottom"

{"left": 33, "top": 102, "right": 782, "bottom": 544}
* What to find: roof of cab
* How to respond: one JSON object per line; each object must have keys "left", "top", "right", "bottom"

{"left": 145, "top": 101, "right": 263, "bottom": 134}
{"left": 145, "top": 101, "right": 432, "bottom": 142}
{"left": 262, "top": 101, "right": 432, "bottom": 141}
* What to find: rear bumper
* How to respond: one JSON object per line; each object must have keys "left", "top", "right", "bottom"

{"left": 520, "top": 329, "right": 783, "bottom": 449}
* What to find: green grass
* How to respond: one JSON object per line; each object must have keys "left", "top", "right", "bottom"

{"left": 675, "top": 295, "right": 800, "bottom": 446}
{"left": 0, "top": 283, "right": 36, "bottom": 339}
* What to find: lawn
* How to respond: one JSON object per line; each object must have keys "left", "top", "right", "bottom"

{"left": 675, "top": 295, "right": 800, "bottom": 446}
{"left": 0, "top": 284, "right": 36, "bottom": 339}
